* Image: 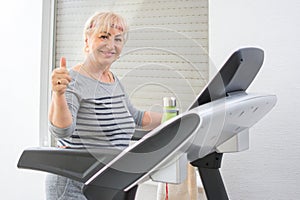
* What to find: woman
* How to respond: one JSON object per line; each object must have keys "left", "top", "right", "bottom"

{"left": 46, "top": 11, "right": 162, "bottom": 200}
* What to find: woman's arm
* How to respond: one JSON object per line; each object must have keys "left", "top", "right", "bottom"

{"left": 49, "top": 93, "right": 72, "bottom": 128}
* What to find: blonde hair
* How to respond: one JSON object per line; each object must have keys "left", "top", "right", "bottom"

{"left": 83, "top": 11, "right": 128, "bottom": 42}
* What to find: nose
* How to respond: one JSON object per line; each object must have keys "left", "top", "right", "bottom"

{"left": 105, "top": 38, "right": 115, "bottom": 50}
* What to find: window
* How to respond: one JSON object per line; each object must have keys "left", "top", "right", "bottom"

{"left": 40, "top": 0, "right": 209, "bottom": 146}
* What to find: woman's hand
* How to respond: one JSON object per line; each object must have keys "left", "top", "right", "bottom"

{"left": 49, "top": 57, "right": 73, "bottom": 128}
{"left": 142, "top": 111, "right": 162, "bottom": 130}
{"left": 51, "top": 57, "right": 72, "bottom": 95}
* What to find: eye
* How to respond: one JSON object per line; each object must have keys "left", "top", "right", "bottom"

{"left": 99, "top": 35, "right": 109, "bottom": 40}
{"left": 115, "top": 38, "right": 123, "bottom": 42}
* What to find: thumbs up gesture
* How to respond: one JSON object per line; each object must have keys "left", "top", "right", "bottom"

{"left": 51, "top": 57, "right": 72, "bottom": 95}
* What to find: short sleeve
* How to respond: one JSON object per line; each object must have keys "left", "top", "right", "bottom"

{"left": 124, "top": 93, "right": 145, "bottom": 127}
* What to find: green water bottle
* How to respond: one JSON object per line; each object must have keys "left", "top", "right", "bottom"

{"left": 161, "top": 97, "right": 178, "bottom": 123}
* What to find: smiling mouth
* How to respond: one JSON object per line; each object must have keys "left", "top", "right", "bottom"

{"left": 100, "top": 51, "right": 116, "bottom": 57}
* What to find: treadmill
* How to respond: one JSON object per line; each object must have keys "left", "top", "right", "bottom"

{"left": 18, "top": 47, "right": 277, "bottom": 200}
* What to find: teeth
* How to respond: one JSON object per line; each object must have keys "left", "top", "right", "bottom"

{"left": 98, "top": 50, "right": 115, "bottom": 57}
{"left": 102, "top": 52, "right": 115, "bottom": 57}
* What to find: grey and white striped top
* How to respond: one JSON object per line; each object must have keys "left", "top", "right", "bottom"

{"left": 49, "top": 69, "right": 144, "bottom": 149}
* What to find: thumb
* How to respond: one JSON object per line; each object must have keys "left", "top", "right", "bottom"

{"left": 60, "top": 57, "right": 67, "bottom": 68}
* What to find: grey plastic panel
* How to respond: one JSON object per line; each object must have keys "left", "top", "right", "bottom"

{"left": 189, "top": 47, "right": 264, "bottom": 109}
{"left": 17, "top": 147, "right": 121, "bottom": 182}
{"left": 85, "top": 113, "right": 200, "bottom": 190}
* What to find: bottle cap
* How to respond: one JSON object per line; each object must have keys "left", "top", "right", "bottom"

{"left": 163, "top": 97, "right": 176, "bottom": 107}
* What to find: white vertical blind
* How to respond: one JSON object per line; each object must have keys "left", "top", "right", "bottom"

{"left": 55, "top": 0, "right": 208, "bottom": 112}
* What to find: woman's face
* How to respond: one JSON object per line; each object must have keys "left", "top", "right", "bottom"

{"left": 86, "top": 27, "right": 125, "bottom": 67}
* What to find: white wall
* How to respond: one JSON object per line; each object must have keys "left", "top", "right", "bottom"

{"left": 210, "top": 0, "right": 300, "bottom": 199}
{"left": 0, "top": 0, "right": 44, "bottom": 199}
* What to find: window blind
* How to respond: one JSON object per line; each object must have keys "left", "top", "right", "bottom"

{"left": 55, "top": 0, "right": 208, "bottom": 112}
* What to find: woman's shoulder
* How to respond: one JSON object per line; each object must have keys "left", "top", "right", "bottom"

{"left": 69, "top": 68, "right": 79, "bottom": 78}
{"left": 67, "top": 66, "right": 87, "bottom": 89}
{"left": 69, "top": 64, "right": 90, "bottom": 82}
{"left": 72, "top": 64, "right": 81, "bottom": 72}
{"left": 69, "top": 64, "right": 81, "bottom": 77}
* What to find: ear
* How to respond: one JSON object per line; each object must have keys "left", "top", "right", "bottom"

{"left": 84, "top": 37, "right": 89, "bottom": 53}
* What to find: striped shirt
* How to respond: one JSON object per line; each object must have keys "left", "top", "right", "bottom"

{"left": 49, "top": 69, "right": 144, "bottom": 149}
